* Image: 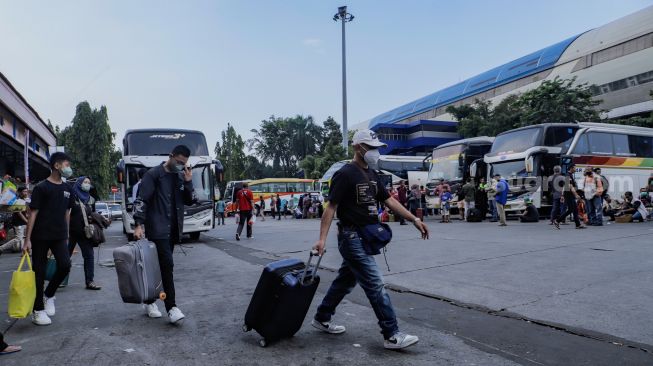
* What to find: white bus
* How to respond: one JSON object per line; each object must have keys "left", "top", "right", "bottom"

{"left": 426, "top": 137, "right": 494, "bottom": 210}
{"left": 483, "top": 122, "right": 653, "bottom": 214}
{"left": 319, "top": 155, "right": 429, "bottom": 195}
{"left": 116, "top": 129, "right": 223, "bottom": 240}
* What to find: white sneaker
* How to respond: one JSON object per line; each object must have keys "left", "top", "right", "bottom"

{"left": 311, "top": 319, "right": 346, "bottom": 334}
{"left": 44, "top": 296, "right": 56, "bottom": 317}
{"left": 32, "top": 310, "right": 52, "bottom": 326}
{"left": 168, "top": 307, "right": 185, "bottom": 324}
{"left": 384, "top": 332, "right": 419, "bottom": 350}
{"left": 145, "top": 303, "right": 162, "bottom": 318}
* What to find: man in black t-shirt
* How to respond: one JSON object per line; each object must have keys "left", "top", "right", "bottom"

{"left": 311, "top": 130, "right": 429, "bottom": 350}
{"left": 23, "top": 152, "right": 75, "bottom": 326}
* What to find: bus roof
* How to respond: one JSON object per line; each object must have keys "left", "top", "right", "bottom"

{"left": 435, "top": 136, "right": 495, "bottom": 149}
{"left": 125, "top": 128, "right": 203, "bottom": 135}
{"left": 494, "top": 122, "right": 653, "bottom": 137}
{"left": 248, "top": 178, "right": 316, "bottom": 184}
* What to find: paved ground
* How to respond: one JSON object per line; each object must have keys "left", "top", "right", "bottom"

{"left": 0, "top": 215, "right": 652, "bottom": 365}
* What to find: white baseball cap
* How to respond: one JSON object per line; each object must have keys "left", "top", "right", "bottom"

{"left": 352, "top": 129, "right": 387, "bottom": 148}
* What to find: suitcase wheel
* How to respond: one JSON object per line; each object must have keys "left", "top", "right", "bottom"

{"left": 159, "top": 292, "right": 167, "bottom": 301}
{"left": 259, "top": 339, "right": 267, "bottom": 348}
{"left": 242, "top": 324, "right": 251, "bottom": 332}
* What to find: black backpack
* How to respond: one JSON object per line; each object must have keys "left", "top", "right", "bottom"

{"left": 466, "top": 208, "right": 483, "bottom": 222}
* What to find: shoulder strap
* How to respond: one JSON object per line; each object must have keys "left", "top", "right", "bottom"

{"left": 78, "top": 200, "right": 90, "bottom": 227}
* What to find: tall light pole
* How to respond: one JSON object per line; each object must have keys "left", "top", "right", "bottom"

{"left": 334, "top": 6, "right": 354, "bottom": 154}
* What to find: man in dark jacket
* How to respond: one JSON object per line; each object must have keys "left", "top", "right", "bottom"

{"left": 133, "top": 145, "right": 196, "bottom": 324}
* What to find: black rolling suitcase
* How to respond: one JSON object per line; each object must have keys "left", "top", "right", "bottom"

{"left": 243, "top": 251, "right": 324, "bottom": 347}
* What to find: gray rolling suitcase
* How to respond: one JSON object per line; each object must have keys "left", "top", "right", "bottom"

{"left": 113, "top": 240, "right": 165, "bottom": 304}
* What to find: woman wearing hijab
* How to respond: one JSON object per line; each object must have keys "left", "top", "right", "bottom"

{"left": 69, "top": 176, "right": 101, "bottom": 290}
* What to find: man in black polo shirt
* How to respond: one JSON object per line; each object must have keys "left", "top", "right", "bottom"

{"left": 311, "top": 130, "right": 429, "bottom": 350}
{"left": 133, "top": 145, "right": 196, "bottom": 324}
{"left": 23, "top": 152, "right": 75, "bottom": 326}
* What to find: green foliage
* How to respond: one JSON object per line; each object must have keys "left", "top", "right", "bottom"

{"left": 214, "top": 123, "right": 248, "bottom": 191}
{"left": 57, "top": 101, "right": 117, "bottom": 197}
{"left": 248, "top": 115, "right": 345, "bottom": 178}
{"left": 447, "top": 77, "right": 602, "bottom": 138}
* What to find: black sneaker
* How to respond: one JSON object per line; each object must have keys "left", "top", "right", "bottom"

{"left": 236, "top": 234, "right": 240, "bottom": 241}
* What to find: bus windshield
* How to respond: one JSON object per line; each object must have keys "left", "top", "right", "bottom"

{"left": 490, "top": 160, "right": 530, "bottom": 178}
{"left": 191, "top": 165, "right": 212, "bottom": 202}
{"left": 428, "top": 144, "right": 463, "bottom": 182}
{"left": 491, "top": 127, "right": 543, "bottom": 155}
{"left": 124, "top": 131, "right": 209, "bottom": 156}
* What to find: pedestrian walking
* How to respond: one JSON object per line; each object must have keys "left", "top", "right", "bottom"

{"left": 407, "top": 184, "right": 421, "bottom": 216}
{"left": 582, "top": 166, "right": 604, "bottom": 226}
{"left": 494, "top": 173, "right": 508, "bottom": 226}
{"left": 548, "top": 166, "right": 565, "bottom": 225}
{"left": 216, "top": 199, "right": 226, "bottom": 225}
{"left": 440, "top": 186, "right": 452, "bottom": 223}
{"left": 461, "top": 178, "right": 476, "bottom": 221}
{"left": 475, "top": 178, "right": 488, "bottom": 220}
{"left": 275, "top": 194, "right": 282, "bottom": 220}
{"left": 303, "top": 194, "right": 311, "bottom": 219}
{"left": 270, "top": 196, "right": 277, "bottom": 220}
{"left": 133, "top": 145, "right": 196, "bottom": 324}
{"left": 311, "top": 130, "right": 429, "bottom": 350}
{"left": 554, "top": 165, "right": 586, "bottom": 229}
{"left": 68, "top": 176, "right": 101, "bottom": 290}
{"left": 23, "top": 152, "right": 75, "bottom": 326}
{"left": 257, "top": 196, "right": 266, "bottom": 221}
{"left": 486, "top": 177, "right": 498, "bottom": 222}
{"left": 234, "top": 182, "right": 254, "bottom": 240}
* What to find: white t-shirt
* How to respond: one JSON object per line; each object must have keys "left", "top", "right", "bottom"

{"left": 633, "top": 197, "right": 648, "bottom": 218}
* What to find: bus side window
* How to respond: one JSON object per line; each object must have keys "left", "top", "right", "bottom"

{"left": 572, "top": 135, "right": 589, "bottom": 154}
{"left": 287, "top": 182, "right": 299, "bottom": 193}
{"left": 613, "top": 134, "right": 633, "bottom": 156}
{"left": 629, "top": 135, "right": 653, "bottom": 158}
{"left": 250, "top": 184, "right": 260, "bottom": 192}
{"left": 588, "top": 132, "right": 613, "bottom": 155}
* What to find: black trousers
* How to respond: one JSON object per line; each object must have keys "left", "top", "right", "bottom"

{"left": 556, "top": 196, "right": 581, "bottom": 227}
{"left": 1, "top": 332, "right": 8, "bottom": 350}
{"left": 32, "top": 239, "right": 71, "bottom": 311}
{"left": 68, "top": 234, "right": 95, "bottom": 285}
{"left": 152, "top": 238, "right": 176, "bottom": 312}
{"left": 236, "top": 210, "right": 253, "bottom": 238}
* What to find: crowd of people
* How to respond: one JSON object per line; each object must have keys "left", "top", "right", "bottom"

{"left": 379, "top": 164, "right": 652, "bottom": 228}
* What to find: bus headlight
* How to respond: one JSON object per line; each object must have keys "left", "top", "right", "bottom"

{"left": 191, "top": 209, "right": 212, "bottom": 220}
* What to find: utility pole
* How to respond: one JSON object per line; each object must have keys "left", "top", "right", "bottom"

{"left": 333, "top": 6, "right": 354, "bottom": 154}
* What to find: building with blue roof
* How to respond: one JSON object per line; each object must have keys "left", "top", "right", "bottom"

{"left": 368, "top": 5, "right": 653, "bottom": 155}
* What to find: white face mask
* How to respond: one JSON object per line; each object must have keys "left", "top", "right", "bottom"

{"left": 361, "top": 147, "right": 380, "bottom": 169}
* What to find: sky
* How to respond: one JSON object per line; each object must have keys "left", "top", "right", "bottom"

{"left": 1, "top": 0, "right": 652, "bottom": 152}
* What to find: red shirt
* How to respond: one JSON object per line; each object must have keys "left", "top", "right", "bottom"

{"left": 237, "top": 189, "right": 254, "bottom": 211}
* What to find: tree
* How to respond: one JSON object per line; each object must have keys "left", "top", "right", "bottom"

{"left": 57, "top": 101, "right": 117, "bottom": 197}
{"left": 321, "top": 116, "right": 342, "bottom": 150}
{"left": 517, "top": 77, "right": 601, "bottom": 126}
{"left": 447, "top": 77, "right": 603, "bottom": 138}
{"left": 214, "top": 123, "right": 247, "bottom": 192}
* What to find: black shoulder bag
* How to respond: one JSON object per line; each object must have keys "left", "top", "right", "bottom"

{"left": 351, "top": 163, "right": 393, "bottom": 257}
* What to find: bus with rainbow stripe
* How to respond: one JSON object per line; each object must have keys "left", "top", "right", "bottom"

{"left": 481, "top": 122, "right": 653, "bottom": 214}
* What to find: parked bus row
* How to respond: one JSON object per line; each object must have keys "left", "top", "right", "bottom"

{"left": 425, "top": 122, "right": 653, "bottom": 216}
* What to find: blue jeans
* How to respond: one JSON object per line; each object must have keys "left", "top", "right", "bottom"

{"left": 315, "top": 228, "right": 399, "bottom": 339}
{"left": 632, "top": 211, "right": 644, "bottom": 222}
{"left": 489, "top": 199, "right": 498, "bottom": 221}
{"left": 585, "top": 196, "right": 603, "bottom": 225}
{"left": 550, "top": 197, "right": 563, "bottom": 223}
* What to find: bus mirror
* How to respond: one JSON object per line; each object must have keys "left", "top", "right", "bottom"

{"left": 470, "top": 162, "right": 477, "bottom": 178}
{"left": 213, "top": 160, "right": 224, "bottom": 182}
{"left": 525, "top": 156, "right": 534, "bottom": 173}
{"left": 116, "top": 160, "right": 125, "bottom": 184}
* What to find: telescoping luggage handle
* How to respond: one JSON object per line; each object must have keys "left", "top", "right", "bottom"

{"left": 299, "top": 249, "right": 325, "bottom": 285}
